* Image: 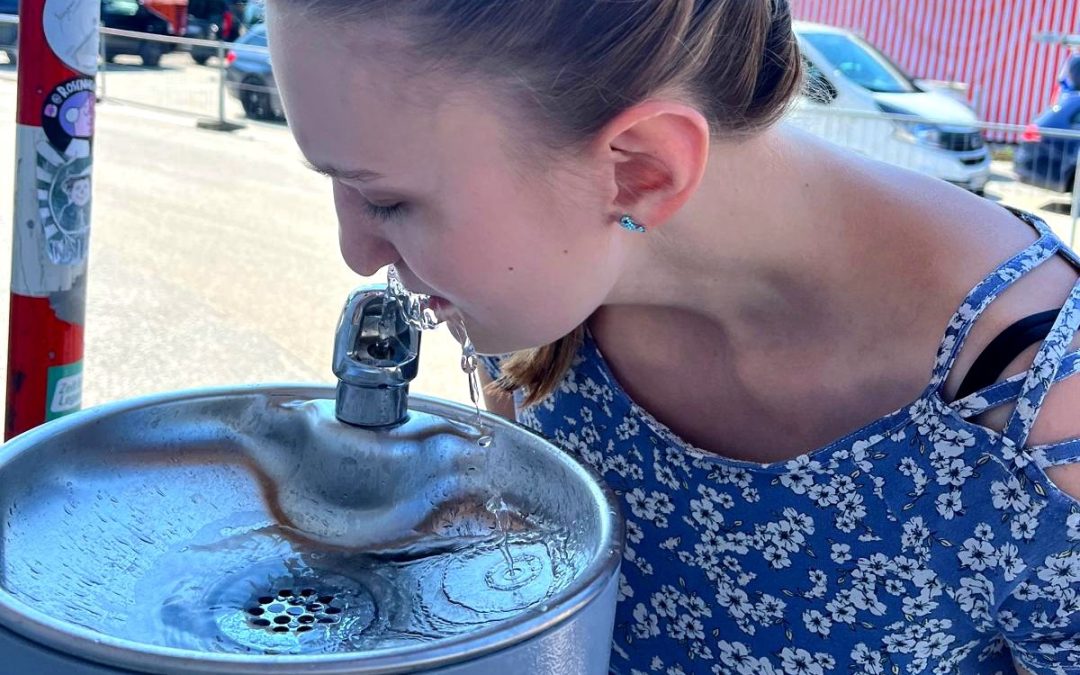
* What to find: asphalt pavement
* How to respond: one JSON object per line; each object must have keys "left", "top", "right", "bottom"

{"left": 0, "top": 71, "right": 476, "bottom": 418}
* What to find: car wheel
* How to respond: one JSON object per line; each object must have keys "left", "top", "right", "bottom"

{"left": 241, "top": 78, "right": 273, "bottom": 120}
{"left": 140, "top": 42, "right": 163, "bottom": 67}
{"left": 192, "top": 52, "right": 210, "bottom": 66}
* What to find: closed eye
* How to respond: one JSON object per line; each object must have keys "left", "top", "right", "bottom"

{"left": 364, "top": 201, "right": 406, "bottom": 221}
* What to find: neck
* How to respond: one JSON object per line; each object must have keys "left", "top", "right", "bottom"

{"left": 603, "top": 125, "right": 870, "bottom": 355}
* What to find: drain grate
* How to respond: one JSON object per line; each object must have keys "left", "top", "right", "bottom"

{"left": 246, "top": 587, "right": 343, "bottom": 634}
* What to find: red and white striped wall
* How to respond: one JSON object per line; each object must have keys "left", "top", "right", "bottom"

{"left": 794, "top": 0, "right": 1080, "bottom": 136}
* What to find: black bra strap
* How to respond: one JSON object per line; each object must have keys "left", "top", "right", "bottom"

{"left": 955, "top": 309, "right": 1061, "bottom": 400}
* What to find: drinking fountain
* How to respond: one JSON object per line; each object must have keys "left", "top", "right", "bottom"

{"left": 0, "top": 284, "right": 623, "bottom": 674}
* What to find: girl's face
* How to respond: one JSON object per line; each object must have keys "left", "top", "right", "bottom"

{"left": 268, "top": 10, "right": 628, "bottom": 354}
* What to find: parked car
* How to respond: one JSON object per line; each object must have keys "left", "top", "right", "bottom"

{"left": 185, "top": 0, "right": 242, "bottom": 65}
{"left": 789, "top": 22, "right": 991, "bottom": 195}
{"left": 101, "top": 0, "right": 179, "bottom": 67}
{"left": 1014, "top": 96, "right": 1080, "bottom": 193}
{"left": 225, "top": 24, "right": 282, "bottom": 120}
{"left": 0, "top": 0, "right": 17, "bottom": 65}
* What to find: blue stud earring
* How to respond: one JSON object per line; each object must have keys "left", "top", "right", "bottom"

{"left": 620, "top": 215, "right": 646, "bottom": 233}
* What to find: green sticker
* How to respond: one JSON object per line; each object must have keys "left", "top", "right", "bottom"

{"left": 46, "top": 361, "right": 83, "bottom": 421}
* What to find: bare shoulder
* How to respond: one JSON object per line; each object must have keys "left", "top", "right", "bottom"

{"left": 935, "top": 193, "right": 1080, "bottom": 402}
{"left": 951, "top": 199, "right": 1080, "bottom": 501}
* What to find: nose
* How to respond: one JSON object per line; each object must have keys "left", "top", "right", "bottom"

{"left": 334, "top": 182, "right": 399, "bottom": 277}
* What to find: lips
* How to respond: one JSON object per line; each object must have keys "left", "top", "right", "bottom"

{"left": 427, "top": 296, "right": 457, "bottom": 323}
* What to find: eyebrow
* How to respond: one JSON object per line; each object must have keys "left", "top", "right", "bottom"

{"left": 302, "top": 160, "right": 385, "bottom": 183}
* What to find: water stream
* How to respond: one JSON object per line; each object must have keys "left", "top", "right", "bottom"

{"left": 386, "top": 266, "right": 508, "bottom": 567}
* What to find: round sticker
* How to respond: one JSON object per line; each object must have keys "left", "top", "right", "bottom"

{"left": 42, "top": 0, "right": 100, "bottom": 75}
{"left": 42, "top": 77, "right": 95, "bottom": 151}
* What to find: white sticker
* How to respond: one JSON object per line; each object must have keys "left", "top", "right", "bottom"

{"left": 43, "top": 0, "right": 100, "bottom": 75}
{"left": 36, "top": 139, "right": 92, "bottom": 266}
{"left": 13, "top": 125, "right": 88, "bottom": 297}
{"left": 50, "top": 372, "right": 83, "bottom": 414}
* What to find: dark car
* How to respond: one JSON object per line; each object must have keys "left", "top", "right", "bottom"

{"left": 101, "top": 0, "right": 176, "bottom": 67}
{"left": 0, "top": 0, "right": 17, "bottom": 65}
{"left": 185, "top": 0, "right": 243, "bottom": 65}
{"left": 224, "top": 24, "right": 281, "bottom": 120}
{"left": 1014, "top": 95, "right": 1080, "bottom": 193}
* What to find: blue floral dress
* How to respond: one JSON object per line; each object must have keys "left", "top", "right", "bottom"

{"left": 483, "top": 211, "right": 1080, "bottom": 675}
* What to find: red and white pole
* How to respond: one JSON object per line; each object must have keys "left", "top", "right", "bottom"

{"left": 5, "top": 0, "right": 99, "bottom": 439}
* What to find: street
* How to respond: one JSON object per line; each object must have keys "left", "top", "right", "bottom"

{"left": 0, "top": 71, "right": 476, "bottom": 416}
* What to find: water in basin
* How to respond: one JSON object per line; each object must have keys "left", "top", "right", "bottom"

{"left": 21, "top": 504, "right": 580, "bottom": 656}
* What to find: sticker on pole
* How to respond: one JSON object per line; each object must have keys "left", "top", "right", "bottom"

{"left": 42, "top": 78, "right": 95, "bottom": 152}
{"left": 46, "top": 361, "right": 83, "bottom": 421}
{"left": 36, "top": 143, "right": 92, "bottom": 266}
{"left": 43, "top": 0, "right": 100, "bottom": 75}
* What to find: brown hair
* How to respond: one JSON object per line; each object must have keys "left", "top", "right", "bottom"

{"left": 287, "top": 0, "right": 804, "bottom": 406}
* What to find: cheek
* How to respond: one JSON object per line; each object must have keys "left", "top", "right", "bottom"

{"left": 395, "top": 168, "right": 610, "bottom": 348}
{"left": 457, "top": 229, "right": 613, "bottom": 351}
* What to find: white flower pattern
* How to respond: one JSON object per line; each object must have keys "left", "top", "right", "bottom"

{"left": 481, "top": 212, "right": 1080, "bottom": 674}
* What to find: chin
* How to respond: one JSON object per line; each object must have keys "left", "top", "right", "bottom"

{"left": 467, "top": 324, "right": 579, "bottom": 357}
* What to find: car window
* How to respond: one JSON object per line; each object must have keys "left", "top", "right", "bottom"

{"left": 103, "top": 0, "right": 141, "bottom": 17}
{"left": 244, "top": 0, "right": 264, "bottom": 25}
{"left": 800, "top": 31, "right": 916, "bottom": 94}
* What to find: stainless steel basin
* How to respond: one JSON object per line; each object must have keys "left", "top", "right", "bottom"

{"left": 0, "top": 385, "right": 622, "bottom": 674}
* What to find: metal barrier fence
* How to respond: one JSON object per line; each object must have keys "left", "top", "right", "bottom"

{"left": 0, "top": 13, "right": 1077, "bottom": 246}
{"left": 97, "top": 25, "right": 275, "bottom": 130}
{"left": 0, "top": 14, "right": 273, "bottom": 130}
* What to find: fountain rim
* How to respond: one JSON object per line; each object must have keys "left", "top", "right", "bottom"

{"left": 0, "top": 383, "right": 625, "bottom": 675}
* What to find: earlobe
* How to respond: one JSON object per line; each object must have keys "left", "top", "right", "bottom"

{"left": 602, "top": 100, "right": 710, "bottom": 231}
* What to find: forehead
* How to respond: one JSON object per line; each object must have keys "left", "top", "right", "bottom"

{"left": 267, "top": 10, "right": 516, "bottom": 175}
{"left": 267, "top": 13, "right": 423, "bottom": 159}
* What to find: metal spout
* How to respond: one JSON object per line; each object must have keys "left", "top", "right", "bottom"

{"left": 332, "top": 284, "right": 420, "bottom": 427}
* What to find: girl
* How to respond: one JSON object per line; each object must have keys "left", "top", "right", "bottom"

{"left": 265, "top": 1, "right": 1080, "bottom": 672}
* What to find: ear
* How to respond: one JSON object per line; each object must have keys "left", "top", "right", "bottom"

{"left": 593, "top": 100, "right": 711, "bottom": 230}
